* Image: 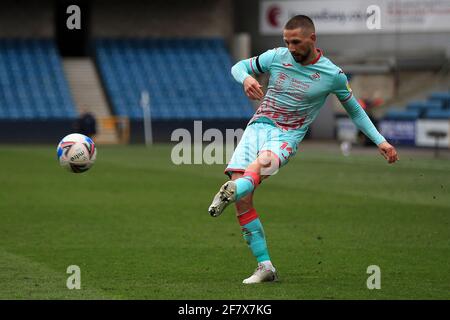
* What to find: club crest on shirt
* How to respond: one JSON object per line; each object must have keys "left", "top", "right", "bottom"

{"left": 310, "top": 72, "right": 321, "bottom": 81}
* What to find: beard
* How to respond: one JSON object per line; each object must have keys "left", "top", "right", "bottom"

{"left": 291, "top": 48, "right": 311, "bottom": 63}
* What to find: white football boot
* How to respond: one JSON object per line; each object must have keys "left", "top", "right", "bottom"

{"left": 242, "top": 263, "right": 279, "bottom": 284}
{"left": 208, "top": 181, "right": 237, "bottom": 217}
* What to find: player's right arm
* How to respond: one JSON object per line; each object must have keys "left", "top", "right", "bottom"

{"left": 231, "top": 48, "right": 278, "bottom": 100}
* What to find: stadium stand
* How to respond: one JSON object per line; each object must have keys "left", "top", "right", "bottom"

{"left": 425, "top": 109, "right": 450, "bottom": 119}
{"left": 383, "top": 91, "right": 450, "bottom": 120}
{"left": 428, "top": 92, "right": 450, "bottom": 109}
{"left": 384, "top": 109, "right": 422, "bottom": 120}
{"left": 0, "top": 39, "right": 77, "bottom": 119}
{"left": 95, "top": 38, "right": 254, "bottom": 120}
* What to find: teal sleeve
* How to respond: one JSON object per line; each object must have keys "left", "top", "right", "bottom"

{"left": 333, "top": 71, "right": 386, "bottom": 146}
{"left": 341, "top": 96, "right": 386, "bottom": 145}
{"left": 231, "top": 60, "right": 251, "bottom": 84}
{"left": 231, "top": 48, "right": 278, "bottom": 84}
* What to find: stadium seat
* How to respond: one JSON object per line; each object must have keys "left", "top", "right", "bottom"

{"left": 406, "top": 100, "right": 443, "bottom": 117}
{"left": 384, "top": 109, "right": 421, "bottom": 120}
{"left": 428, "top": 92, "right": 450, "bottom": 109}
{"left": 425, "top": 109, "right": 450, "bottom": 119}
{"left": 0, "top": 39, "right": 77, "bottom": 120}
{"left": 407, "top": 100, "right": 442, "bottom": 110}
{"left": 95, "top": 38, "right": 254, "bottom": 120}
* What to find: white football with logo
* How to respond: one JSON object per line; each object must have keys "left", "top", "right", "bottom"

{"left": 56, "top": 133, "right": 97, "bottom": 173}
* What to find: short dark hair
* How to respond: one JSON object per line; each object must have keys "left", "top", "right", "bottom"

{"left": 284, "top": 15, "right": 315, "bottom": 33}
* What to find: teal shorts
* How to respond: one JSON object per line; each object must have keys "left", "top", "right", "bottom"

{"left": 225, "top": 121, "right": 299, "bottom": 177}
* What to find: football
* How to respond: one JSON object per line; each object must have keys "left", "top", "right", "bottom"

{"left": 57, "top": 133, "right": 97, "bottom": 173}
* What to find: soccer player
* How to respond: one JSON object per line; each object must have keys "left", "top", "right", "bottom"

{"left": 208, "top": 15, "right": 399, "bottom": 284}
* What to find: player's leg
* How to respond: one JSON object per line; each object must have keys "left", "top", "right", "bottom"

{"left": 208, "top": 149, "right": 279, "bottom": 217}
{"left": 208, "top": 123, "right": 261, "bottom": 217}
{"left": 209, "top": 123, "right": 297, "bottom": 217}
{"left": 231, "top": 149, "right": 277, "bottom": 201}
{"left": 232, "top": 126, "right": 298, "bottom": 202}
{"left": 229, "top": 156, "right": 283, "bottom": 283}
{"left": 231, "top": 172, "right": 278, "bottom": 284}
{"left": 229, "top": 133, "right": 298, "bottom": 283}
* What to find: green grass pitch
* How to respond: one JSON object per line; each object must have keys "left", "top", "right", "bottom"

{"left": 0, "top": 144, "right": 448, "bottom": 299}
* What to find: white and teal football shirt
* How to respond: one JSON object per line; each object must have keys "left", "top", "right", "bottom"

{"left": 225, "top": 47, "right": 386, "bottom": 176}
{"left": 231, "top": 47, "right": 386, "bottom": 145}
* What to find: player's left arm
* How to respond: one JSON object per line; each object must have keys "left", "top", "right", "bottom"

{"left": 333, "top": 70, "right": 399, "bottom": 164}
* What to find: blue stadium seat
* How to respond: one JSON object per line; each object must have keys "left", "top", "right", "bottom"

{"left": 425, "top": 109, "right": 450, "bottom": 119}
{"left": 428, "top": 92, "right": 450, "bottom": 109}
{"left": 0, "top": 39, "right": 77, "bottom": 120}
{"left": 406, "top": 100, "right": 443, "bottom": 117}
{"left": 384, "top": 109, "right": 421, "bottom": 120}
{"left": 407, "top": 100, "right": 442, "bottom": 110}
{"left": 95, "top": 38, "right": 253, "bottom": 120}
